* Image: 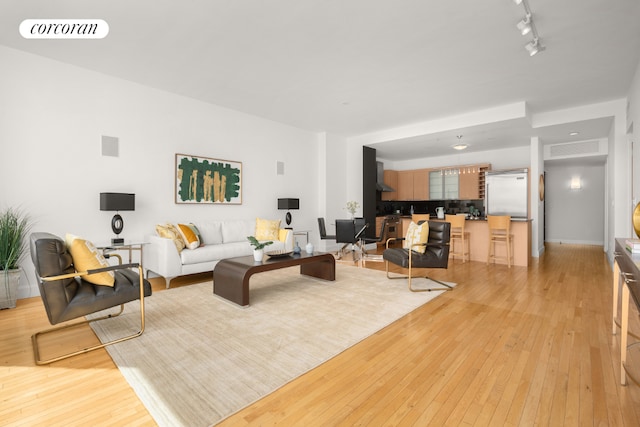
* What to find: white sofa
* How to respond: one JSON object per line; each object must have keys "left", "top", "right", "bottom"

{"left": 143, "top": 219, "right": 293, "bottom": 288}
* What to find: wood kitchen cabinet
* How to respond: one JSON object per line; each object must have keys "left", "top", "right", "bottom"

{"left": 390, "top": 164, "right": 490, "bottom": 201}
{"left": 397, "top": 171, "right": 413, "bottom": 200}
{"left": 397, "top": 169, "right": 429, "bottom": 200}
{"left": 413, "top": 169, "right": 429, "bottom": 199}
{"left": 429, "top": 164, "right": 491, "bottom": 200}
{"left": 381, "top": 170, "right": 398, "bottom": 201}
{"left": 458, "top": 164, "right": 491, "bottom": 199}
{"left": 430, "top": 170, "right": 458, "bottom": 199}
{"left": 459, "top": 170, "right": 480, "bottom": 199}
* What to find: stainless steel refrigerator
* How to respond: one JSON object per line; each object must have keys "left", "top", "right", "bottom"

{"left": 485, "top": 169, "right": 528, "bottom": 218}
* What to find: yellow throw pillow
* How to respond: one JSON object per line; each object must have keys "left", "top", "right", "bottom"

{"left": 255, "top": 218, "right": 280, "bottom": 241}
{"left": 403, "top": 221, "right": 429, "bottom": 254}
{"left": 176, "top": 223, "right": 200, "bottom": 250}
{"left": 156, "top": 224, "right": 186, "bottom": 253}
{"left": 65, "top": 234, "right": 115, "bottom": 287}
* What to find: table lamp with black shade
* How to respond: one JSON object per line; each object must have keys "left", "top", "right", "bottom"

{"left": 277, "top": 198, "right": 299, "bottom": 228}
{"left": 100, "top": 192, "right": 135, "bottom": 244}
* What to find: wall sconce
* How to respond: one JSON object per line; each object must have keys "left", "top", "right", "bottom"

{"left": 570, "top": 177, "right": 582, "bottom": 190}
{"left": 100, "top": 192, "right": 135, "bottom": 244}
{"left": 277, "top": 198, "right": 299, "bottom": 228}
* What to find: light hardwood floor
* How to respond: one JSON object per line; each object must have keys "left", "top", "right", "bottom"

{"left": 2, "top": 243, "right": 640, "bottom": 426}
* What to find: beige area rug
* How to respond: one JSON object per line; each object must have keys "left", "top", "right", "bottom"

{"left": 90, "top": 264, "right": 454, "bottom": 427}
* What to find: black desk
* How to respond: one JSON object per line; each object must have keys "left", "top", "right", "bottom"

{"left": 613, "top": 238, "right": 640, "bottom": 385}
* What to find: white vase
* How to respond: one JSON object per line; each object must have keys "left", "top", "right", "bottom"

{"left": 305, "top": 242, "right": 314, "bottom": 254}
{"left": 253, "top": 249, "right": 264, "bottom": 262}
{"left": 0, "top": 269, "right": 20, "bottom": 309}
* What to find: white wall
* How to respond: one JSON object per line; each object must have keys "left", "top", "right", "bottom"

{"left": 316, "top": 132, "right": 350, "bottom": 251}
{"left": 630, "top": 55, "right": 640, "bottom": 209}
{"left": 380, "top": 145, "right": 530, "bottom": 172}
{"left": 544, "top": 163, "right": 605, "bottom": 245}
{"left": 530, "top": 137, "right": 544, "bottom": 256}
{"left": 0, "top": 46, "right": 320, "bottom": 298}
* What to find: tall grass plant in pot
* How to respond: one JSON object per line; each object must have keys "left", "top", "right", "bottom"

{"left": 0, "top": 208, "right": 31, "bottom": 309}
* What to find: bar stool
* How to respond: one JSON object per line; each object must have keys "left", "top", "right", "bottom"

{"left": 411, "top": 214, "right": 431, "bottom": 224}
{"left": 445, "top": 214, "right": 470, "bottom": 262}
{"left": 487, "top": 215, "right": 513, "bottom": 267}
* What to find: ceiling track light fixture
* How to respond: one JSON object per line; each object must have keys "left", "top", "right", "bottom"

{"left": 514, "top": 0, "right": 545, "bottom": 56}
{"left": 516, "top": 13, "right": 532, "bottom": 35}
{"left": 525, "top": 37, "right": 545, "bottom": 56}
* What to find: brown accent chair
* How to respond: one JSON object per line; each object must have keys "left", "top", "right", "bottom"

{"left": 29, "top": 232, "right": 152, "bottom": 365}
{"left": 382, "top": 220, "right": 453, "bottom": 292}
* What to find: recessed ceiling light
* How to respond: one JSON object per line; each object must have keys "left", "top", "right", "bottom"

{"left": 569, "top": 131, "right": 579, "bottom": 136}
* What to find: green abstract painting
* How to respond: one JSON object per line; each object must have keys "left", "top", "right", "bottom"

{"left": 175, "top": 153, "right": 242, "bottom": 204}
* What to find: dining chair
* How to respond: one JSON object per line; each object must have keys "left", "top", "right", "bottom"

{"left": 335, "top": 219, "right": 359, "bottom": 261}
{"left": 317, "top": 217, "right": 336, "bottom": 240}
{"left": 359, "top": 218, "right": 387, "bottom": 262}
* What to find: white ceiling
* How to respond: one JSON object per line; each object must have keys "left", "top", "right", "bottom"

{"left": 1, "top": 0, "right": 639, "bottom": 161}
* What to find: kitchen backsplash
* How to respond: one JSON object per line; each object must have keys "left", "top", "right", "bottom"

{"left": 377, "top": 199, "right": 484, "bottom": 217}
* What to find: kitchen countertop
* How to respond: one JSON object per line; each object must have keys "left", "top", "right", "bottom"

{"left": 380, "top": 215, "right": 532, "bottom": 222}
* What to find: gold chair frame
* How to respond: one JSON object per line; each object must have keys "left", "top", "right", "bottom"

{"left": 384, "top": 238, "right": 453, "bottom": 293}
{"left": 32, "top": 260, "right": 147, "bottom": 365}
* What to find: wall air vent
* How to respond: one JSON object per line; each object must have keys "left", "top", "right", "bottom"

{"left": 544, "top": 140, "right": 606, "bottom": 161}
{"left": 548, "top": 141, "right": 599, "bottom": 157}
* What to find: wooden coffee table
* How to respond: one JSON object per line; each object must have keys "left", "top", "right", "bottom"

{"left": 213, "top": 252, "right": 335, "bottom": 306}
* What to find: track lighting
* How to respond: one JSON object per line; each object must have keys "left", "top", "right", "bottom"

{"left": 513, "top": 0, "right": 545, "bottom": 56}
{"left": 516, "top": 14, "right": 532, "bottom": 35}
{"left": 525, "top": 38, "right": 544, "bottom": 56}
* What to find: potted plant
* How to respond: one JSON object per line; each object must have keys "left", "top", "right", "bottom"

{"left": 345, "top": 201, "right": 360, "bottom": 219}
{"left": 247, "top": 236, "right": 273, "bottom": 262}
{"left": 1, "top": 207, "right": 32, "bottom": 309}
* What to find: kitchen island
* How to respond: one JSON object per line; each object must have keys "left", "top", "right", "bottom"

{"left": 393, "top": 216, "right": 531, "bottom": 267}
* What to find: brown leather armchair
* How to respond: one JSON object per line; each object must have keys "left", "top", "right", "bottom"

{"left": 382, "top": 220, "right": 453, "bottom": 292}
{"left": 29, "top": 232, "right": 152, "bottom": 364}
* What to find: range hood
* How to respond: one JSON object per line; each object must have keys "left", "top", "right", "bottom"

{"left": 376, "top": 161, "right": 395, "bottom": 192}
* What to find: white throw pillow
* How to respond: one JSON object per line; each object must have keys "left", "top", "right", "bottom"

{"left": 221, "top": 220, "right": 255, "bottom": 243}
{"left": 197, "top": 222, "right": 223, "bottom": 245}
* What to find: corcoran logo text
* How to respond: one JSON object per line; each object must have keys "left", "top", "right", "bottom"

{"left": 20, "top": 19, "right": 109, "bottom": 39}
